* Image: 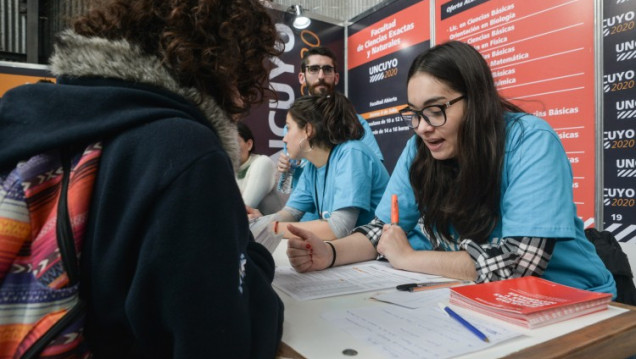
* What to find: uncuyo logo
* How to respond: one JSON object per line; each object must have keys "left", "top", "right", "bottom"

{"left": 603, "top": 128, "right": 635, "bottom": 148}
{"left": 603, "top": 69, "right": 634, "bottom": 92}
{"left": 616, "top": 99, "right": 636, "bottom": 119}
{"left": 603, "top": 187, "right": 635, "bottom": 206}
{"left": 616, "top": 157, "right": 636, "bottom": 177}
{"left": 368, "top": 57, "right": 399, "bottom": 84}
{"left": 616, "top": 39, "right": 636, "bottom": 61}
{"left": 602, "top": 10, "right": 635, "bottom": 37}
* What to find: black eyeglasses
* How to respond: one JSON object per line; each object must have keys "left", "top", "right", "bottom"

{"left": 303, "top": 65, "right": 335, "bottom": 76}
{"left": 398, "top": 96, "right": 465, "bottom": 129}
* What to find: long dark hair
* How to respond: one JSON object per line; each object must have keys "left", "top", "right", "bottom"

{"left": 72, "top": 0, "right": 280, "bottom": 116}
{"left": 288, "top": 93, "right": 363, "bottom": 150}
{"left": 408, "top": 41, "right": 524, "bottom": 244}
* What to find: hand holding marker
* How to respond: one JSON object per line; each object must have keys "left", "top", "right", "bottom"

{"left": 391, "top": 194, "right": 399, "bottom": 225}
{"left": 377, "top": 194, "right": 399, "bottom": 261}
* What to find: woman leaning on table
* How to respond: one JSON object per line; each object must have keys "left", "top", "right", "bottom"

{"left": 286, "top": 40, "right": 617, "bottom": 297}
{"left": 252, "top": 92, "right": 389, "bottom": 241}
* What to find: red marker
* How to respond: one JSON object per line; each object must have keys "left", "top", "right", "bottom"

{"left": 391, "top": 194, "right": 399, "bottom": 225}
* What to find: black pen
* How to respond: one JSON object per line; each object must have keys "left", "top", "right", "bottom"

{"left": 396, "top": 280, "right": 470, "bottom": 292}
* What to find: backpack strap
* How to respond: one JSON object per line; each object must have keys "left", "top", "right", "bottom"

{"left": 55, "top": 148, "right": 80, "bottom": 285}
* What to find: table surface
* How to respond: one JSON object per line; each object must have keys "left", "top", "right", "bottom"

{"left": 273, "top": 241, "right": 636, "bottom": 359}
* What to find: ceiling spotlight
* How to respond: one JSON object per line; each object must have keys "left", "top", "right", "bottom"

{"left": 289, "top": 5, "right": 311, "bottom": 30}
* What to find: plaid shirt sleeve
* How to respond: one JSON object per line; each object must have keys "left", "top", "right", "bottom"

{"left": 460, "top": 236, "right": 556, "bottom": 283}
{"left": 352, "top": 217, "right": 385, "bottom": 247}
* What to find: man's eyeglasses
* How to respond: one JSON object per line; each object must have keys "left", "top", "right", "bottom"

{"left": 303, "top": 65, "right": 335, "bottom": 76}
{"left": 398, "top": 96, "right": 465, "bottom": 129}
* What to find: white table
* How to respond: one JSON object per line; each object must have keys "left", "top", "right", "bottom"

{"left": 273, "top": 240, "right": 635, "bottom": 359}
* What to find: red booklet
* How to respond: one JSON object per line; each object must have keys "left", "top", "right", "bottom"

{"left": 449, "top": 276, "right": 612, "bottom": 329}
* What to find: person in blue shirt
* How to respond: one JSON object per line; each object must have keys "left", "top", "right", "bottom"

{"left": 257, "top": 92, "right": 389, "bottom": 241}
{"left": 286, "top": 41, "right": 616, "bottom": 297}
{"left": 275, "top": 47, "right": 384, "bottom": 209}
{"left": 297, "top": 46, "right": 383, "bottom": 161}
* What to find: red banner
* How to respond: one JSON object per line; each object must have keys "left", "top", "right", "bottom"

{"left": 436, "top": 0, "right": 596, "bottom": 226}
{"left": 348, "top": 1, "right": 430, "bottom": 70}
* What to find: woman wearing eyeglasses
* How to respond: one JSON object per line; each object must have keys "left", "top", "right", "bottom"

{"left": 286, "top": 41, "right": 616, "bottom": 296}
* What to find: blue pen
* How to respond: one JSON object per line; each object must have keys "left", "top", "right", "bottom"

{"left": 438, "top": 303, "right": 489, "bottom": 343}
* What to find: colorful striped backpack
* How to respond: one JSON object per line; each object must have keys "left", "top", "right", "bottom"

{"left": 0, "top": 143, "right": 101, "bottom": 358}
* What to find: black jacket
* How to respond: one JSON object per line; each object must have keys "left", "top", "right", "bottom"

{"left": 0, "top": 30, "right": 283, "bottom": 358}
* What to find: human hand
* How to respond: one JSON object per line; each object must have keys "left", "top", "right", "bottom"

{"left": 277, "top": 153, "right": 291, "bottom": 173}
{"left": 377, "top": 224, "right": 413, "bottom": 270}
{"left": 286, "top": 224, "right": 332, "bottom": 272}
{"left": 246, "top": 205, "right": 263, "bottom": 220}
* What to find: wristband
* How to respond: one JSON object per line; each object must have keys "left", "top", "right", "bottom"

{"left": 273, "top": 221, "right": 279, "bottom": 234}
{"left": 325, "top": 241, "right": 336, "bottom": 268}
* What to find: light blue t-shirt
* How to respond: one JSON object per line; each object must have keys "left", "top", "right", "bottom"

{"left": 375, "top": 113, "right": 616, "bottom": 296}
{"left": 289, "top": 114, "right": 384, "bottom": 188}
{"left": 286, "top": 115, "right": 384, "bottom": 221}
{"left": 286, "top": 140, "right": 389, "bottom": 226}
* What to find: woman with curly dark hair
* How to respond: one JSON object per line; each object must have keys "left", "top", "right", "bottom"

{"left": 285, "top": 41, "right": 616, "bottom": 298}
{"left": 0, "top": 0, "right": 283, "bottom": 357}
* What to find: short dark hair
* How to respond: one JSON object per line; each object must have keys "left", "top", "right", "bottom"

{"left": 301, "top": 46, "right": 338, "bottom": 72}
{"left": 237, "top": 121, "right": 255, "bottom": 154}
{"left": 288, "top": 92, "right": 362, "bottom": 149}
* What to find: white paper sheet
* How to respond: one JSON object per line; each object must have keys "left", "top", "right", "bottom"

{"left": 249, "top": 216, "right": 283, "bottom": 254}
{"left": 273, "top": 261, "right": 451, "bottom": 300}
{"left": 322, "top": 300, "right": 523, "bottom": 359}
